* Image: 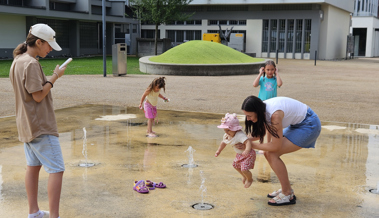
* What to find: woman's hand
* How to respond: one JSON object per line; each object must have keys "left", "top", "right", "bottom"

{"left": 54, "top": 65, "right": 66, "bottom": 78}
{"left": 242, "top": 149, "right": 250, "bottom": 157}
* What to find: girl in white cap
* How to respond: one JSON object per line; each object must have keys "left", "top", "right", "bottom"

{"left": 9, "top": 23, "right": 66, "bottom": 218}
{"left": 215, "top": 113, "right": 256, "bottom": 188}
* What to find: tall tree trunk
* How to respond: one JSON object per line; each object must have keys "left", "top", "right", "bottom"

{"left": 155, "top": 23, "right": 158, "bottom": 55}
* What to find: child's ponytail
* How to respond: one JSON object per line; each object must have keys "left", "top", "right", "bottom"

{"left": 147, "top": 77, "right": 166, "bottom": 92}
{"left": 13, "top": 43, "right": 28, "bottom": 58}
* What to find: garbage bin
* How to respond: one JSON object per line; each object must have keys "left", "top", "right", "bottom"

{"left": 112, "top": 43, "right": 127, "bottom": 76}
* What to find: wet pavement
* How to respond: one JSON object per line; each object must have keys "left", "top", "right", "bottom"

{"left": 0, "top": 105, "right": 378, "bottom": 217}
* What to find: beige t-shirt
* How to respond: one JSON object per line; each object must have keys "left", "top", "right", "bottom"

{"left": 9, "top": 53, "right": 58, "bottom": 143}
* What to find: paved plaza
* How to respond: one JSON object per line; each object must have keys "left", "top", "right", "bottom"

{"left": 1, "top": 58, "right": 379, "bottom": 125}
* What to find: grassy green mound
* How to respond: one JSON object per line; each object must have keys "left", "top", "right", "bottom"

{"left": 149, "top": 40, "right": 264, "bottom": 64}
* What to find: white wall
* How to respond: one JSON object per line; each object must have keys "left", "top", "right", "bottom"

{"left": 319, "top": 4, "right": 351, "bottom": 59}
{"left": 245, "top": 19, "right": 262, "bottom": 56}
{"left": 0, "top": 14, "right": 25, "bottom": 48}
{"left": 352, "top": 16, "right": 379, "bottom": 57}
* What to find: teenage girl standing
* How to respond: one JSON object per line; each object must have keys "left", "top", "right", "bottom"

{"left": 9, "top": 23, "right": 66, "bottom": 218}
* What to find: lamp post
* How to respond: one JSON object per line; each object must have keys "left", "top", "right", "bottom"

{"left": 102, "top": 0, "right": 106, "bottom": 77}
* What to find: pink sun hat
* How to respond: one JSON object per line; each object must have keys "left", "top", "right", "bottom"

{"left": 217, "top": 113, "right": 242, "bottom": 131}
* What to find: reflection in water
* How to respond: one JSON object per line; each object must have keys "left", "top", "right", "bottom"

{"left": 186, "top": 168, "right": 193, "bottom": 185}
{"left": 79, "top": 127, "right": 94, "bottom": 167}
{"left": 199, "top": 170, "right": 207, "bottom": 205}
{"left": 0, "top": 165, "right": 3, "bottom": 200}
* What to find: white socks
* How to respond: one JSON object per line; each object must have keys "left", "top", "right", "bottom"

{"left": 28, "top": 210, "right": 45, "bottom": 218}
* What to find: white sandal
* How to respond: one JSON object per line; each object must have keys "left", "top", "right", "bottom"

{"left": 267, "top": 189, "right": 296, "bottom": 200}
{"left": 268, "top": 193, "right": 296, "bottom": 206}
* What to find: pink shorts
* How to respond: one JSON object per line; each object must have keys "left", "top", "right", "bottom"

{"left": 232, "top": 150, "right": 256, "bottom": 171}
{"left": 144, "top": 101, "right": 157, "bottom": 119}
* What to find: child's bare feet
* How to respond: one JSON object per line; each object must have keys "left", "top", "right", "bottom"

{"left": 242, "top": 177, "right": 246, "bottom": 184}
{"left": 244, "top": 179, "right": 253, "bottom": 188}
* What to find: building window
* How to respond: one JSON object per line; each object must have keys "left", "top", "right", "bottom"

{"left": 262, "top": 19, "right": 311, "bottom": 55}
{"left": 167, "top": 30, "right": 201, "bottom": 46}
{"left": 304, "top": 19, "right": 312, "bottom": 53}
{"left": 80, "top": 22, "right": 98, "bottom": 48}
{"left": 141, "top": 30, "right": 159, "bottom": 38}
{"left": 219, "top": 20, "right": 227, "bottom": 25}
{"left": 229, "top": 20, "right": 238, "bottom": 25}
{"left": 286, "top": 19, "right": 294, "bottom": 53}
{"left": 295, "top": 19, "right": 303, "bottom": 53}
{"left": 36, "top": 18, "right": 70, "bottom": 48}
{"left": 239, "top": 20, "right": 246, "bottom": 25}
{"left": 270, "top": 20, "right": 277, "bottom": 52}
{"left": 278, "top": 19, "right": 285, "bottom": 52}
{"left": 209, "top": 20, "right": 218, "bottom": 25}
{"left": 262, "top": 20, "right": 269, "bottom": 52}
{"left": 208, "top": 20, "right": 246, "bottom": 26}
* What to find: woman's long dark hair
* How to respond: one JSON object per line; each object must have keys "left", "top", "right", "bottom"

{"left": 241, "top": 95, "right": 279, "bottom": 143}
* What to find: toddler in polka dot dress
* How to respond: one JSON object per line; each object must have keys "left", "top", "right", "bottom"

{"left": 215, "top": 113, "right": 256, "bottom": 188}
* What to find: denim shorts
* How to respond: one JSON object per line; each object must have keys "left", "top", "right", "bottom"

{"left": 283, "top": 108, "right": 321, "bottom": 148}
{"left": 24, "top": 134, "right": 65, "bottom": 173}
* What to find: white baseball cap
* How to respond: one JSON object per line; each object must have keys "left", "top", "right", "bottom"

{"left": 29, "top": 24, "right": 62, "bottom": 51}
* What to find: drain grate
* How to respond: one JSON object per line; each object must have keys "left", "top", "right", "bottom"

{"left": 192, "top": 203, "right": 214, "bottom": 210}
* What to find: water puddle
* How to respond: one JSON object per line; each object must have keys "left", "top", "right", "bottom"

{"left": 0, "top": 105, "right": 378, "bottom": 217}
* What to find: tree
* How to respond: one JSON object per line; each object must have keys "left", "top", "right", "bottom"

{"left": 130, "top": 0, "right": 194, "bottom": 55}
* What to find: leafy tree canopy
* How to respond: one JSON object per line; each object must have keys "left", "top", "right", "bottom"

{"left": 130, "top": 0, "right": 194, "bottom": 25}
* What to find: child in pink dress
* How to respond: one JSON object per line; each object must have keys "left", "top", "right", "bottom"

{"left": 215, "top": 113, "right": 256, "bottom": 188}
{"left": 139, "top": 77, "right": 168, "bottom": 137}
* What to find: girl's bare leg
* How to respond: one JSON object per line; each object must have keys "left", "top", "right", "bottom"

{"left": 25, "top": 165, "right": 42, "bottom": 214}
{"left": 242, "top": 170, "right": 253, "bottom": 188}
{"left": 147, "top": 118, "right": 154, "bottom": 134}
{"left": 48, "top": 172, "right": 63, "bottom": 218}
{"left": 235, "top": 168, "right": 247, "bottom": 184}
{"left": 264, "top": 138, "right": 301, "bottom": 202}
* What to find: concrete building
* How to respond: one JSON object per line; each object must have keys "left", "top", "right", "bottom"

{"left": 141, "top": 0, "right": 354, "bottom": 60}
{"left": 0, "top": 0, "right": 138, "bottom": 59}
{"left": 0, "top": 0, "right": 356, "bottom": 60}
{"left": 351, "top": 0, "right": 379, "bottom": 57}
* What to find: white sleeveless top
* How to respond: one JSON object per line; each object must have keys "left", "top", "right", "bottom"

{"left": 146, "top": 90, "right": 160, "bottom": 106}
{"left": 263, "top": 97, "right": 307, "bottom": 128}
{"left": 222, "top": 131, "right": 248, "bottom": 154}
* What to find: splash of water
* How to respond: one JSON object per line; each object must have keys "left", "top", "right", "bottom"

{"left": 82, "top": 127, "right": 88, "bottom": 164}
{"left": 375, "top": 182, "right": 379, "bottom": 194}
{"left": 199, "top": 170, "right": 207, "bottom": 204}
{"left": 185, "top": 146, "right": 196, "bottom": 167}
{"left": 79, "top": 127, "right": 94, "bottom": 167}
{"left": 0, "top": 165, "right": 3, "bottom": 200}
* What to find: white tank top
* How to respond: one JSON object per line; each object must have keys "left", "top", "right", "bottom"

{"left": 263, "top": 97, "right": 307, "bottom": 128}
{"left": 146, "top": 90, "right": 160, "bottom": 106}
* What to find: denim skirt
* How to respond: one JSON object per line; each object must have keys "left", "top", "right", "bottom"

{"left": 283, "top": 107, "right": 321, "bottom": 148}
